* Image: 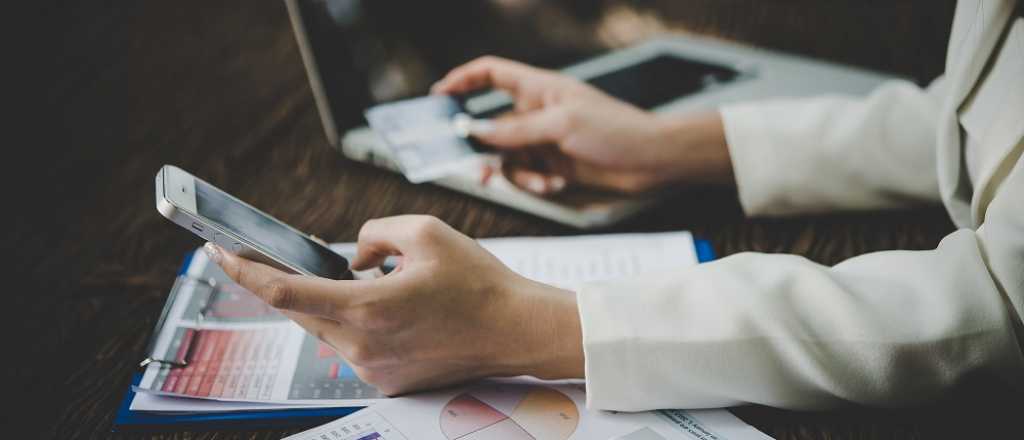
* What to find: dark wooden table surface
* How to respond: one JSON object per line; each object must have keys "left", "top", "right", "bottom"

{"left": 10, "top": 0, "right": 1021, "bottom": 438}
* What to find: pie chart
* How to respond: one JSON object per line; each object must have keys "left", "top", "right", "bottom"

{"left": 440, "top": 384, "right": 580, "bottom": 440}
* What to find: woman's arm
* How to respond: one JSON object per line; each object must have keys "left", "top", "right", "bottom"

{"left": 722, "top": 78, "right": 947, "bottom": 216}
{"left": 579, "top": 148, "right": 1024, "bottom": 410}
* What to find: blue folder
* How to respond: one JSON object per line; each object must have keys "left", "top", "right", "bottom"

{"left": 113, "top": 239, "right": 715, "bottom": 431}
{"left": 694, "top": 238, "right": 715, "bottom": 264}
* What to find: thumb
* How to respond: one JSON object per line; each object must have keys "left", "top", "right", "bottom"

{"left": 473, "top": 107, "right": 567, "bottom": 149}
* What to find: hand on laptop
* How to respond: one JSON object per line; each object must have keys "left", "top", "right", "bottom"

{"left": 205, "top": 215, "right": 583, "bottom": 396}
{"left": 431, "top": 56, "right": 734, "bottom": 196}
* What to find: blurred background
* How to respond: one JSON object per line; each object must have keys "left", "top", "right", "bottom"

{"left": 16, "top": 0, "right": 958, "bottom": 274}
{"left": 232, "top": 0, "right": 957, "bottom": 126}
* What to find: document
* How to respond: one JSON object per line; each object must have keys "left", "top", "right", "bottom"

{"left": 332, "top": 231, "right": 698, "bottom": 291}
{"left": 133, "top": 250, "right": 386, "bottom": 410}
{"left": 283, "top": 378, "right": 771, "bottom": 440}
{"left": 134, "top": 231, "right": 700, "bottom": 412}
{"left": 479, "top": 231, "right": 697, "bottom": 290}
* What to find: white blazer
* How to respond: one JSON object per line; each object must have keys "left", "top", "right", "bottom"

{"left": 578, "top": 0, "right": 1024, "bottom": 410}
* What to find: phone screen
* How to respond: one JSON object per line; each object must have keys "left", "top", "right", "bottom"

{"left": 194, "top": 180, "right": 349, "bottom": 279}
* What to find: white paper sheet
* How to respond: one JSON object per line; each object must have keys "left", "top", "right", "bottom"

{"left": 332, "top": 231, "right": 697, "bottom": 291}
{"left": 283, "top": 378, "right": 770, "bottom": 440}
{"left": 481, "top": 231, "right": 697, "bottom": 289}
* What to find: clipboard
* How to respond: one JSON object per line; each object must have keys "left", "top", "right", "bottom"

{"left": 114, "top": 238, "right": 716, "bottom": 431}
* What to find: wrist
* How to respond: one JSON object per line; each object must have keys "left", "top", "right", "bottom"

{"left": 492, "top": 276, "right": 584, "bottom": 380}
{"left": 651, "top": 110, "right": 734, "bottom": 186}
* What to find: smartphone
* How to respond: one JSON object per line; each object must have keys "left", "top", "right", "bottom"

{"left": 155, "top": 165, "right": 351, "bottom": 280}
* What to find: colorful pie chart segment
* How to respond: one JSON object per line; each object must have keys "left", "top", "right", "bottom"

{"left": 510, "top": 387, "right": 579, "bottom": 439}
{"left": 439, "top": 385, "right": 580, "bottom": 440}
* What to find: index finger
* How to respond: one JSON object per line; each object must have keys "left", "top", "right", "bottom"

{"left": 350, "top": 215, "right": 460, "bottom": 270}
{"left": 431, "top": 56, "right": 545, "bottom": 96}
{"left": 205, "top": 242, "right": 368, "bottom": 319}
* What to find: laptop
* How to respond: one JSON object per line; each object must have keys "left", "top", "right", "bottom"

{"left": 285, "top": 0, "right": 900, "bottom": 229}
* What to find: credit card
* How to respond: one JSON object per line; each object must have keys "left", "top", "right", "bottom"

{"left": 364, "top": 96, "right": 481, "bottom": 183}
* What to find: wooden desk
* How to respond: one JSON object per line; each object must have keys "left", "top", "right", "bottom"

{"left": 11, "top": 0, "right": 1019, "bottom": 438}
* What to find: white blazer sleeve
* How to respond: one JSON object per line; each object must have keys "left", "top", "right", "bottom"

{"left": 721, "top": 78, "right": 946, "bottom": 216}
{"left": 577, "top": 146, "right": 1024, "bottom": 411}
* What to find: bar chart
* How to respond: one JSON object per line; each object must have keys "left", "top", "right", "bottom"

{"left": 287, "top": 335, "right": 382, "bottom": 400}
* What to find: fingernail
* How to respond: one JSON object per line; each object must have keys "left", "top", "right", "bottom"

{"left": 203, "top": 242, "right": 222, "bottom": 264}
{"left": 452, "top": 113, "right": 473, "bottom": 138}
{"left": 527, "top": 177, "right": 546, "bottom": 194}
{"left": 549, "top": 176, "right": 566, "bottom": 192}
{"left": 469, "top": 119, "right": 496, "bottom": 135}
{"left": 480, "top": 165, "right": 493, "bottom": 185}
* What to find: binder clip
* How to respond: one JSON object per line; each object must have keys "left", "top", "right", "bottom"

{"left": 139, "top": 275, "right": 221, "bottom": 368}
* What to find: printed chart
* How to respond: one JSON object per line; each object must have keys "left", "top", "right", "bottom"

{"left": 284, "top": 379, "right": 773, "bottom": 440}
{"left": 137, "top": 251, "right": 385, "bottom": 405}
{"left": 148, "top": 326, "right": 290, "bottom": 400}
{"left": 287, "top": 337, "right": 382, "bottom": 400}
{"left": 143, "top": 326, "right": 382, "bottom": 402}
{"left": 440, "top": 385, "right": 579, "bottom": 440}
